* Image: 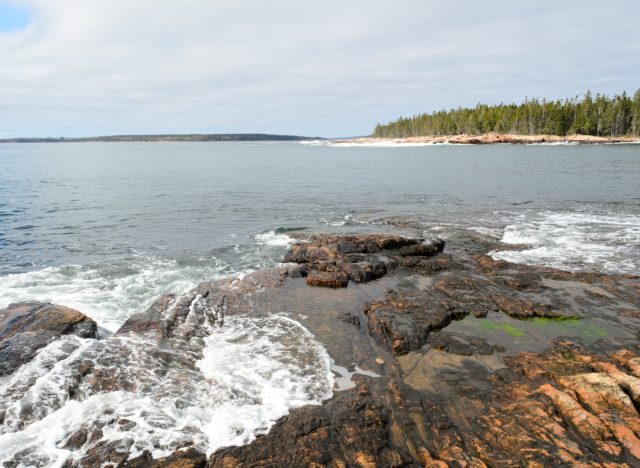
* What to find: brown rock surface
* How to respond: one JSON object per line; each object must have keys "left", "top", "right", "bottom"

{"left": 284, "top": 233, "right": 442, "bottom": 288}
{"left": 204, "top": 233, "right": 640, "bottom": 466}
{"left": 0, "top": 301, "right": 97, "bottom": 376}
{"left": 306, "top": 270, "right": 350, "bottom": 288}
{"left": 3, "top": 231, "right": 640, "bottom": 467}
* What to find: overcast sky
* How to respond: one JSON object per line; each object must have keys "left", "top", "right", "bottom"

{"left": 0, "top": 0, "right": 639, "bottom": 138}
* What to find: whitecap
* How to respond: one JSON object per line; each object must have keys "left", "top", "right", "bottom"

{"left": 0, "top": 314, "right": 334, "bottom": 465}
{"left": 254, "top": 230, "right": 295, "bottom": 247}
{"left": 0, "top": 255, "right": 229, "bottom": 332}
{"left": 490, "top": 211, "right": 640, "bottom": 274}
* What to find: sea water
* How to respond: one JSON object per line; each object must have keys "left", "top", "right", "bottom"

{"left": 0, "top": 141, "right": 639, "bottom": 464}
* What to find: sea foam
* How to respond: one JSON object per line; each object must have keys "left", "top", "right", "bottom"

{"left": 0, "top": 254, "right": 228, "bottom": 332}
{"left": 0, "top": 314, "right": 334, "bottom": 466}
{"left": 490, "top": 211, "right": 640, "bottom": 274}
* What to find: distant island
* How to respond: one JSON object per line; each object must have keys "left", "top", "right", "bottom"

{"left": 371, "top": 90, "right": 640, "bottom": 140}
{"left": 0, "top": 133, "right": 323, "bottom": 143}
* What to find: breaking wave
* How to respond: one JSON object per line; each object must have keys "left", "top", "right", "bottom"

{"left": 490, "top": 211, "right": 640, "bottom": 274}
{"left": 0, "top": 314, "right": 334, "bottom": 466}
{"left": 0, "top": 254, "right": 229, "bottom": 333}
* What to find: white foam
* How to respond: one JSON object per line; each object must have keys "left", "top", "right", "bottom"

{"left": 254, "top": 230, "right": 295, "bottom": 247}
{"left": 197, "top": 315, "right": 334, "bottom": 452}
{"left": 490, "top": 211, "right": 640, "bottom": 274}
{"left": 468, "top": 226, "right": 502, "bottom": 237}
{"left": 0, "top": 255, "right": 228, "bottom": 332}
{"left": 326, "top": 212, "right": 355, "bottom": 227}
{"left": 0, "top": 315, "right": 334, "bottom": 465}
{"left": 332, "top": 364, "right": 381, "bottom": 391}
{"left": 328, "top": 141, "right": 454, "bottom": 148}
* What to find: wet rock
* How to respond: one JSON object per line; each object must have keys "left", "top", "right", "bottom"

{"left": 0, "top": 301, "right": 97, "bottom": 376}
{"left": 306, "top": 270, "right": 349, "bottom": 288}
{"left": 116, "top": 293, "right": 177, "bottom": 337}
{"left": 492, "top": 295, "right": 576, "bottom": 319}
{"left": 0, "top": 301, "right": 96, "bottom": 341}
{"left": 398, "top": 237, "right": 445, "bottom": 257}
{"left": 340, "top": 260, "right": 387, "bottom": 283}
{"left": 426, "top": 331, "right": 498, "bottom": 356}
{"left": 125, "top": 448, "right": 207, "bottom": 468}
{"left": 5, "top": 231, "right": 640, "bottom": 467}
{"left": 285, "top": 233, "right": 440, "bottom": 285}
{"left": 364, "top": 288, "right": 468, "bottom": 355}
{"left": 208, "top": 384, "right": 413, "bottom": 468}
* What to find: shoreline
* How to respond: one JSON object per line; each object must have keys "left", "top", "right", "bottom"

{"left": 3, "top": 230, "right": 640, "bottom": 465}
{"left": 333, "top": 133, "right": 640, "bottom": 145}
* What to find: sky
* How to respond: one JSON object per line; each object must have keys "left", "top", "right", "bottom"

{"left": 0, "top": 0, "right": 639, "bottom": 138}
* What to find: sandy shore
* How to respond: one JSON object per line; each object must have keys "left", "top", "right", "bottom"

{"left": 333, "top": 133, "right": 640, "bottom": 145}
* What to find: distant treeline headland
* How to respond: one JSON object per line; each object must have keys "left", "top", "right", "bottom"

{"left": 0, "top": 133, "right": 323, "bottom": 143}
{"left": 373, "top": 90, "right": 640, "bottom": 138}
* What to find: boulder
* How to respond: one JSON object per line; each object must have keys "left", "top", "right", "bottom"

{"left": 398, "top": 237, "right": 445, "bottom": 257}
{"left": 306, "top": 271, "right": 349, "bottom": 288}
{"left": 0, "top": 301, "right": 97, "bottom": 376}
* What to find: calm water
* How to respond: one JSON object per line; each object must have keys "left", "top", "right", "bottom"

{"left": 1, "top": 141, "right": 639, "bottom": 330}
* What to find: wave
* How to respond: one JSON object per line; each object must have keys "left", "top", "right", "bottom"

{"left": 0, "top": 254, "right": 229, "bottom": 332}
{"left": 467, "top": 226, "right": 503, "bottom": 238}
{"left": 254, "top": 229, "right": 296, "bottom": 247}
{"left": 196, "top": 315, "right": 334, "bottom": 451}
{"left": 490, "top": 211, "right": 640, "bottom": 274}
{"left": 0, "top": 314, "right": 334, "bottom": 465}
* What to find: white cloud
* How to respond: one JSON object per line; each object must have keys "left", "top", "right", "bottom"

{"left": 1, "top": 0, "right": 639, "bottom": 137}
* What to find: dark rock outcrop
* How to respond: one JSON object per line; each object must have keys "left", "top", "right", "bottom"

{"left": 205, "top": 232, "right": 640, "bottom": 466}
{"left": 124, "top": 448, "right": 207, "bottom": 467}
{"left": 209, "top": 381, "right": 413, "bottom": 468}
{"left": 306, "top": 270, "right": 349, "bottom": 288}
{"left": 3, "top": 231, "right": 640, "bottom": 467}
{"left": 0, "top": 301, "right": 97, "bottom": 376}
{"left": 285, "top": 234, "right": 443, "bottom": 288}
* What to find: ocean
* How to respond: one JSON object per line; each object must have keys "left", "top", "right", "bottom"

{"left": 0, "top": 140, "right": 639, "bottom": 463}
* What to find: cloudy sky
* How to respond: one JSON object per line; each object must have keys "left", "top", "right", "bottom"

{"left": 1, "top": 0, "right": 639, "bottom": 138}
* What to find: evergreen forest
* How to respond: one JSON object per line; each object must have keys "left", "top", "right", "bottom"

{"left": 372, "top": 90, "right": 640, "bottom": 138}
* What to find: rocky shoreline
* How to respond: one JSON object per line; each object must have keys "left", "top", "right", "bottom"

{"left": 2, "top": 231, "right": 640, "bottom": 466}
{"left": 333, "top": 133, "right": 640, "bottom": 145}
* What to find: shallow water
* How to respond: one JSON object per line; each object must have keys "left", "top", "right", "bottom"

{"left": 443, "top": 312, "right": 635, "bottom": 354}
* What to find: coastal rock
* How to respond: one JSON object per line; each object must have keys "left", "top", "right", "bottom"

{"left": 398, "top": 237, "right": 445, "bottom": 256}
{"left": 306, "top": 270, "right": 349, "bottom": 288}
{"left": 116, "top": 266, "right": 306, "bottom": 339}
{"left": 4, "top": 231, "right": 640, "bottom": 467}
{"left": 285, "top": 233, "right": 442, "bottom": 287}
{"left": 0, "top": 301, "right": 97, "bottom": 376}
{"left": 364, "top": 288, "right": 469, "bottom": 355}
{"left": 285, "top": 233, "right": 420, "bottom": 264}
{"left": 124, "top": 448, "right": 207, "bottom": 467}
{"left": 208, "top": 382, "right": 413, "bottom": 468}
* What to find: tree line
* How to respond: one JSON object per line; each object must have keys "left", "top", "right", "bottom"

{"left": 372, "top": 90, "right": 640, "bottom": 138}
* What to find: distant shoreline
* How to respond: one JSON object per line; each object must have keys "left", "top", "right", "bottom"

{"left": 332, "top": 133, "right": 640, "bottom": 145}
{"left": 0, "top": 133, "right": 323, "bottom": 143}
